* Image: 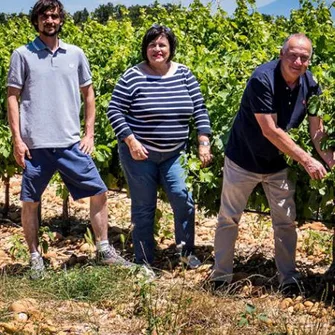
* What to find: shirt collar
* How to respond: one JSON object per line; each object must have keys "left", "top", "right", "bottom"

{"left": 32, "top": 36, "right": 68, "bottom": 52}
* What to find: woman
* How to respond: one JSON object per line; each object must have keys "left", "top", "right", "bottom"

{"left": 107, "top": 25, "right": 212, "bottom": 267}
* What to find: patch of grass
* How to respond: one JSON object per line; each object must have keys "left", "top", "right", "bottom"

{"left": 249, "top": 214, "right": 272, "bottom": 240}
{"left": 301, "top": 229, "right": 332, "bottom": 260}
{"left": 0, "top": 265, "right": 137, "bottom": 305}
{"left": 1, "top": 266, "right": 335, "bottom": 334}
{"left": 8, "top": 234, "right": 29, "bottom": 262}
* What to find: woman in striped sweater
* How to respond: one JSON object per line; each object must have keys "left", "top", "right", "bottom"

{"left": 107, "top": 25, "right": 212, "bottom": 268}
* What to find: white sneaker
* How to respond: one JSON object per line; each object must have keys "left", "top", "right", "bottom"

{"left": 180, "top": 254, "right": 201, "bottom": 269}
{"left": 140, "top": 265, "right": 156, "bottom": 280}
{"left": 97, "top": 245, "right": 134, "bottom": 267}
{"left": 30, "top": 255, "right": 45, "bottom": 280}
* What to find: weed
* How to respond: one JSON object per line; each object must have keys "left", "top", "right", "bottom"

{"left": 84, "top": 226, "right": 95, "bottom": 247}
{"left": 301, "top": 229, "right": 332, "bottom": 260}
{"left": 238, "top": 303, "right": 270, "bottom": 327}
{"left": 38, "top": 226, "right": 55, "bottom": 255}
{"left": 249, "top": 214, "right": 272, "bottom": 240}
{"left": 9, "top": 234, "right": 29, "bottom": 262}
{"left": 135, "top": 273, "right": 193, "bottom": 335}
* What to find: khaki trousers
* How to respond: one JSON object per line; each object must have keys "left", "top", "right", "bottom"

{"left": 213, "top": 157, "right": 300, "bottom": 285}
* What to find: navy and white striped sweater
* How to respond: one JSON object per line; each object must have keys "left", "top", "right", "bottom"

{"left": 107, "top": 63, "right": 211, "bottom": 152}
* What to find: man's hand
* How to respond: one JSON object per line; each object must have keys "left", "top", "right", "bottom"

{"left": 199, "top": 144, "right": 213, "bottom": 168}
{"left": 301, "top": 156, "right": 327, "bottom": 180}
{"left": 124, "top": 135, "right": 148, "bottom": 160}
{"left": 14, "top": 140, "right": 31, "bottom": 168}
{"left": 326, "top": 152, "right": 335, "bottom": 169}
{"left": 79, "top": 135, "right": 94, "bottom": 155}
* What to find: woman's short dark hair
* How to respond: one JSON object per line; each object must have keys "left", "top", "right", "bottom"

{"left": 141, "top": 25, "right": 177, "bottom": 62}
{"left": 31, "top": 0, "right": 65, "bottom": 32}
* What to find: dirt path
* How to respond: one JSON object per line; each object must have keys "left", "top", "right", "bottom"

{"left": 1, "top": 176, "right": 335, "bottom": 334}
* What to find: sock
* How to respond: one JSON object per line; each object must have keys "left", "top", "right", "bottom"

{"left": 31, "top": 252, "right": 41, "bottom": 260}
{"left": 96, "top": 240, "right": 110, "bottom": 252}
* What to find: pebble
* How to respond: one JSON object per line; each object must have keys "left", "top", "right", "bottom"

{"left": 304, "top": 301, "right": 314, "bottom": 308}
{"left": 10, "top": 299, "right": 38, "bottom": 314}
{"left": 14, "top": 312, "right": 28, "bottom": 322}
{"left": 79, "top": 243, "right": 93, "bottom": 253}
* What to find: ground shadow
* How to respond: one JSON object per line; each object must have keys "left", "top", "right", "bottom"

{"left": 0, "top": 202, "right": 22, "bottom": 226}
{"left": 3, "top": 214, "right": 335, "bottom": 307}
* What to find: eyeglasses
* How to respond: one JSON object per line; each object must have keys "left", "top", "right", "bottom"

{"left": 285, "top": 52, "right": 311, "bottom": 63}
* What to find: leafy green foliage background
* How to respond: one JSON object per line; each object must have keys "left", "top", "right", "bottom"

{"left": 1, "top": 0, "right": 335, "bottom": 223}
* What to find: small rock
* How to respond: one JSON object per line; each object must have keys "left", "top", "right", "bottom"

{"left": 14, "top": 312, "right": 28, "bottom": 322}
{"left": 280, "top": 298, "right": 293, "bottom": 310}
{"left": 321, "top": 308, "right": 328, "bottom": 316}
{"left": 41, "top": 324, "right": 57, "bottom": 333}
{"left": 293, "top": 302, "right": 304, "bottom": 312}
{"left": 0, "top": 322, "right": 18, "bottom": 333}
{"left": 44, "top": 251, "right": 57, "bottom": 259}
{"left": 79, "top": 243, "right": 93, "bottom": 253}
{"left": 294, "top": 295, "right": 303, "bottom": 302}
{"left": 10, "top": 299, "right": 37, "bottom": 314}
{"left": 304, "top": 301, "right": 314, "bottom": 308}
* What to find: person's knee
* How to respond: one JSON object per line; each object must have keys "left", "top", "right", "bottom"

{"left": 90, "top": 191, "right": 107, "bottom": 205}
{"left": 169, "top": 188, "right": 194, "bottom": 206}
{"left": 132, "top": 204, "right": 156, "bottom": 220}
{"left": 22, "top": 201, "right": 40, "bottom": 211}
{"left": 217, "top": 215, "right": 239, "bottom": 229}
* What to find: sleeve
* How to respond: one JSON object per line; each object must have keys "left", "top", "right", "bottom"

{"left": 184, "top": 67, "right": 212, "bottom": 136}
{"left": 7, "top": 50, "right": 25, "bottom": 89}
{"left": 246, "top": 76, "right": 275, "bottom": 114}
{"left": 106, "top": 75, "right": 133, "bottom": 141}
{"left": 78, "top": 49, "right": 92, "bottom": 87}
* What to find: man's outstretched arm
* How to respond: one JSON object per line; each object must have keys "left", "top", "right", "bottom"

{"left": 255, "top": 113, "right": 327, "bottom": 180}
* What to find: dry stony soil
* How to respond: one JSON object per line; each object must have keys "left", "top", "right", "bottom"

{"left": 1, "top": 176, "right": 335, "bottom": 334}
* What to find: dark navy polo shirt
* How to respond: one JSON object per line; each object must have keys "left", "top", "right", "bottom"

{"left": 225, "top": 59, "right": 321, "bottom": 174}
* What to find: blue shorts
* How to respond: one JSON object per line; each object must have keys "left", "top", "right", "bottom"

{"left": 21, "top": 142, "right": 108, "bottom": 202}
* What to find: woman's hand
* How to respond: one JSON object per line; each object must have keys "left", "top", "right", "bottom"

{"left": 199, "top": 144, "right": 212, "bottom": 168}
{"left": 198, "top": 135, "right": 212, "bottom": 168}
{"left": 124, "top": 135, "right": 149, "bottom": 160}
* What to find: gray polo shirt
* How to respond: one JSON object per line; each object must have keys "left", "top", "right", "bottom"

{"left": 7, "top": 37, "right": 92, "bottom": 149}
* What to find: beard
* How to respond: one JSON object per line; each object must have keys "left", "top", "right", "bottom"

{"left": 39, "top": 24, "right": 61, "bottom": 37}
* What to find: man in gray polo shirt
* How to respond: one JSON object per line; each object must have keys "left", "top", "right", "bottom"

{"left": 7, "top": 0, "right": 131, "bottom": 279}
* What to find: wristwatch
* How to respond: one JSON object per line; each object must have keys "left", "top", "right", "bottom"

{"left": 199, "top": 141, "right": 210, "bottom": 146}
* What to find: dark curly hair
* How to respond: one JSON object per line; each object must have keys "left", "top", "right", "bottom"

{"left": 30, "top": 0, "right": 65, "bottom": 32}
{"left": 141, "top": 25, "right": 177, "bottom": 63}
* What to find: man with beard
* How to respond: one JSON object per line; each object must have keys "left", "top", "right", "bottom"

{"left": 7, "top": 0, "right": 131, "bottom": 279}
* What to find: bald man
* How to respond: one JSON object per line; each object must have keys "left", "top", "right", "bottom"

{"left": 212, "top": 34, "right": 334, "bottom": 296}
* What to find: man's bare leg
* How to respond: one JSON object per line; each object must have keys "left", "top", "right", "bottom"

{"left": 22, "top": 201, "right": 40, "bottom": 253}
{"left": 90, "top": 192, "right": 108, "bottom": 242}
{"left": 22, "top": 201, "right": 45, "bottom": 279}
{"left": 90, "top": 192, "right": 132, "bottom": 266}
